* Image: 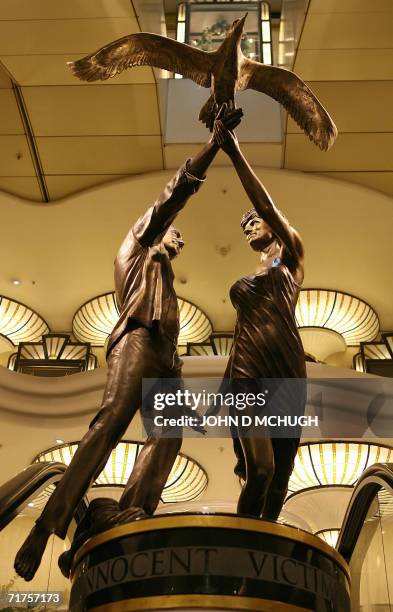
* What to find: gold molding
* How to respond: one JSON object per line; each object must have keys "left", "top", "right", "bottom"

{"left": 89, "top": 594, "right": 311, "bottom": 612}
{"left": 72, "top": 514, "right": 350, "bottom": 582}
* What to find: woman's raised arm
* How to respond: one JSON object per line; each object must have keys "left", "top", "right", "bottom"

{"left": 213, "top": 114, "right": 304, "bottom": 275}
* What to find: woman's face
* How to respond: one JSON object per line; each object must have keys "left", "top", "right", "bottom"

{"left": 243, "top": 215, "right": 274, "bottom": 251}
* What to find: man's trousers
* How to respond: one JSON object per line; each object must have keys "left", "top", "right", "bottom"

{"left": 36, "top": 325, "right": 182, "bottom": 539}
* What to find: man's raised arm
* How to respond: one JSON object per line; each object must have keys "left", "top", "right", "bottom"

{"left": 133, "top": 107, "right": 243, "bottom": 247}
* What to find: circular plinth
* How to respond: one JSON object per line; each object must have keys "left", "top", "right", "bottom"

{"left": 69, "top": 513, "right": 350, "bottom": 612}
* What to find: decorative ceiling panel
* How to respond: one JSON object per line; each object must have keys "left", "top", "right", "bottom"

{"left": 300, "top": 12, "right": 393, "bottom": 49}
{"left": 0, "top": 2, "right": 164, "bottom": 202}
{"left": 295, "top": 49, "right": 393, "bottom": 82}
{"left": 0, "top": 0, "right": 136, "bottom": 20}
{"left": 284, "top": 0, "right": 393, "bottom": 197}
{"left": 0, "top": 67, "right": 11, "bottom": 87}
{"left": 23, "top": 85, "right": 161, "bottom": 137}
{"left": 287, "top": 82, "right": 393, "bottom": 134}
{"left": 2, "top": 56, "right": 155, "bottom": 87}
{"left": 0, "top": 18, "right": 139, "bottom": 56}
{"left": 0, "top": 135, "right": 36, "bottom": 175}
{"left": 0, "top": 89, "right": 24, "bottom": 133}
{"left": 285, "top": 133, "right": 393, "bottom": 172}
{"left": 309, "top": 0, "right": 392, "bottom": 11}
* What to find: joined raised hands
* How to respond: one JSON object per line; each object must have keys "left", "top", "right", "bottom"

{"left": 212, "top": 103, "right": 243, "bottom": 156}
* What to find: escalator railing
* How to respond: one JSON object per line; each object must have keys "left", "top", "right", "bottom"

{"left": 338, "top": 462, "right": 393, "bottom": 561}
{"left": 0, "top": 461, "right": 87, "bottom": 530}
{"left": 338, "top": 463, "right": 393, "bottom": 611}
{"left": 0, "top": 463, "right": 87, "bottom": 605}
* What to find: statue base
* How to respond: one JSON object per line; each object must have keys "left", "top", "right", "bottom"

{"left": 69, "top": 513, "right": 350, "bottom": 612}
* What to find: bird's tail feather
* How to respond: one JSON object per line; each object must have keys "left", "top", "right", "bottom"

{"left": 199, "top": 95, "right": 216, "bottom": 131}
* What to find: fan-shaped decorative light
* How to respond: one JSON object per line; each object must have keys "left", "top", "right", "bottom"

{"left": 0, "top": 295, "right": 49, "bottom": 345}
{"left": 35, "top": 441, "right": 207, "bottom": 503}
{"left": 353, "top": 353, "right": 365, "bottom": 373}
{"left": 73, "top": 292, "right": 212, "bottom": 347}
{"left": 177, "top": 298, "right": 212, "bottom": 346}
{"left": 384, "top": 333, "right": 393, "bottom": 356}
{"left": 353, "top": 334, "right": 393, "bottom": 374}
{"left": 316, "top": 529, "right": 340, "bottom": 548}
{"left": 363, "top": 342, "right": 391, "bottom": 360}
{"left": 8, "top": 334, "right": 97, "bottom": 375}
{"left": 187, "top": 333, "right": 233, "bottom": 356}
{"left": 295, "top": 290, "right": 379, "bottom": 346}
{"left": 211, "top": 333, "right": 233, "bottom": 356}
{"left": 188, "top": 343, "right": 215, "bottom": 357}
{"left": 288, "top": 442, "right": 393, "bottom": 498}
{"left": 73, "top": 293, "right": 119, "bottom": 346}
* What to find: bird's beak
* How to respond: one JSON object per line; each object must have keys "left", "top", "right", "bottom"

{"left": 238, "top": 13, "right": 248, "bottom": 30}
{"left": 233, "top": 13, "right": 247, "bottom": 40}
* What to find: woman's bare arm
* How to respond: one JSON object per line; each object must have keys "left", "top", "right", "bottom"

{"left": 214, "top": 116, "right": 304, "bottom": 275}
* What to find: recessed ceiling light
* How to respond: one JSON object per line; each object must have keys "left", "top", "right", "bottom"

{"left": 28, "top": 502, "right": 35, "bottom": 507}
{"left": 11, "top": 279, "right": 21, "bottom": 285}
{"left": 56, "top": 439, "right": 64, "bottom": 444}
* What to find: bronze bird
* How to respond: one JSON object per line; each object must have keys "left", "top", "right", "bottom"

{"left": 67, "top": 14, "right": 337, "bottom": 151}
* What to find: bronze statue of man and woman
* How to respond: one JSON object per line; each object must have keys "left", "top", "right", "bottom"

{"left": 14, "top": 16, "right": 336, "bottom": 581}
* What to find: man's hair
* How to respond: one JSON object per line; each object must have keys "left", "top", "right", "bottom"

{"left": 240, "top": 208, "right": 259, "bottom": 230}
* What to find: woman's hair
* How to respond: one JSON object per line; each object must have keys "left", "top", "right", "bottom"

{"left": 240, "top": 207, "right": 289, "bottom": 231}
{"left": 240, "top": 208, "right": 259, "bottom": 230}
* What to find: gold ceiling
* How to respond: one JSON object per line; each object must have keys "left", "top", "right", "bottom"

{"left": 284, "top": 0, "right": 393, "bottom": 197}
{"left": 0, "top": 0, "right": 163, "bottom": 201}
{"left": 0, "top": 0, "right": 391, "bottom": 200}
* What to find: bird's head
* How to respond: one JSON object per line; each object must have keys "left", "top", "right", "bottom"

{"left": 228, "top": 13, "right": 247, "bottom": 42}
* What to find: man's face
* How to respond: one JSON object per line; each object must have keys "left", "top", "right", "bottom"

{"left": 243, "top": 215, "right": 274, "bottom": 251}
{"left": 163, "top": 227, "right": 184, "bottom": 259}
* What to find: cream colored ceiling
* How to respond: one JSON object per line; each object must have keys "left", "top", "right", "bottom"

{"left": 0, "top": 167, "right": 392, "bottom": 338}
{"left": 284, "top": 0, "right": 393, "bottom": 197}
{"left": 0, "top": 0, "right": 163, "bottom": 201}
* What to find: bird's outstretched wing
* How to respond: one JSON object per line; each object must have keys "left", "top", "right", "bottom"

{"left": 241, "top": 61, "right": 337, "bottom": 151}
{"left": 68, "top": 33, "right": 214, "bottom": 88}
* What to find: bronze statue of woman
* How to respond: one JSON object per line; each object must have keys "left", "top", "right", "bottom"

{"left": 213, "top": 108, "right": 306, "bottom": 520}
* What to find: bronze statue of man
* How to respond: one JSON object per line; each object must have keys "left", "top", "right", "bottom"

{"left": 213, "top": 108, "right": 306, "bottom": 520}
{"left": 14, "top": 108, "right": 243, "bottom": 582}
